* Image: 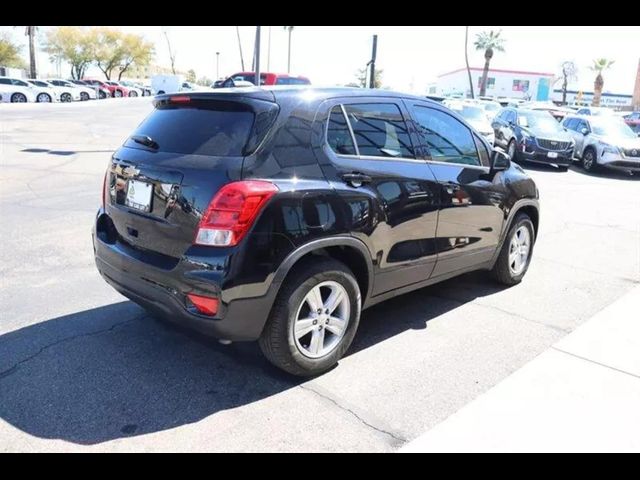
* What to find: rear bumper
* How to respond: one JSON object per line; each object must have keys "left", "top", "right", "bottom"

{"left": 92, "top": 211, "right": 277, "bottom": 341}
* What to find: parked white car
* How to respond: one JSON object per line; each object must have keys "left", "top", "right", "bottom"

{"left": 47, "top": 79, "right": 90, "bottom": 101}
{"left": 0, "top": 77, "right": 37, "bottom": 102}
{"left": 26, "top": 79, "right": 60, "bottom": 102}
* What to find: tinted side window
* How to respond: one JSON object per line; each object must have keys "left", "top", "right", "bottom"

{"left": 412, "top": 106, "right": 481, "bottom": 166}
{"left": 343, "top": 103, "right": 414, "bottom": 158}
{"left": 506, "top": 110, "right": 516, "bottom": 124}
{"left": 0, "top": 78, "right": 12, "bottom": 85}
{"left": 275, "top": 77, "right": 311, "bottom": 85}
{"left": 12, "top": 79, "right": 29, "bottom": 87}
{"left": 563, "top": 118, "right": 576, "bottom": 130}
{"left": 474, "top": 135, "right": 491, "bottom": 167}
{"left": 327, "top": 106, "right": 356, "bottom": 155}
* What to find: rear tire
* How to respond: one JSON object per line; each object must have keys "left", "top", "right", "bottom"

{"left": 36, "top": 92, "right": 51, "bottom": 103}
{"left": 114, "top": 90, "right": 123, "bottom": 98}
{"left": 129, "top": 91, "right": 138, "bottom": 97}
{"left": 80, "top": 91, "right": 89, "bottom": 101}
{"left": 259, "top": 258, "right": 361, "bottom": 377}
{"left": 490, "top": 213, "right": 535, "bottom": 286}
{"left": 60, "top": 92, "right": 72, "bottom": 102}
{"left": 11, "top": 93, "right": 27, "bottom": 103}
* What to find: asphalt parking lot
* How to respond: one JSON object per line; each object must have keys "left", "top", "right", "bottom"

{"left": 1, "top": 98, "right": 639, "bottom": 452}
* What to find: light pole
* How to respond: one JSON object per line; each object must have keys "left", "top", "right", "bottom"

{"left": 216, "top": 52, "right": 220, "bottom": 79}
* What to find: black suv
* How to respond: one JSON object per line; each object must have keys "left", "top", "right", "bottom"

{"left": 492, "top": 108, "right": 575, "bottom": 171}
{"left": 93, "top": 87, "right": 540, "bottom": 376}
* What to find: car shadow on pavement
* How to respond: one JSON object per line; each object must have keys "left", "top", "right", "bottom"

{"left": 0, "top": 272, "right": 502, "bottom": 446}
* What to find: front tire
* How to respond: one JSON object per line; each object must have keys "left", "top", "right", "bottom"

{"left": 582, "top": 147, "right": 598, "bottom": 172}
{"left": 259, "top": 258, "right": 361, "bottom": 376}
{"left": 490, "top": 213, "right": 535, "bottom": 286}
{"left": 507, "top": 139, "right": 518, "bottom": 162}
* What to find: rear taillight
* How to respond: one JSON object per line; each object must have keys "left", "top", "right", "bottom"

{"left": 102, "top": 170, "right": 108, "bottom": 209}
{"left": 187, "top": 293, "right": 219, "bottom": 316}
{"left": 195, "top": 181, "right": 278, "bottom": 247}
{"left": 170, "top": 95, "right": 191, "bottom": 103}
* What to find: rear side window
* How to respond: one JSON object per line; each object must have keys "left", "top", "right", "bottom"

{"left": 343, "top": 103, "right": 414, "bottom": 158}
{"left": 126, "top": 103, "right": 255, "bottom": 156}
{"left": 327, "top": 106, "right": 356, "bottom": 155}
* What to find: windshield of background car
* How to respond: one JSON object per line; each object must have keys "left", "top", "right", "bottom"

{"left": 448, "top": 104, "right": 486, "bottom": 122}
{"left": 517, "top": 111, "right": 563, "bottom": 133}
{"left": 592, "top": 119, "right": 637, "bottom": 139}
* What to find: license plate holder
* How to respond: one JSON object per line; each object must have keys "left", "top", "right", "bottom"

{"left": 547, "top": 151, "right": 558, "bottom": 159}
{"left": 125, "top": 179, "right": 153, "bottom": 212}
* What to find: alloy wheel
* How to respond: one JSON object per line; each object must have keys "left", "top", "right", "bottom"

{"left": 293, "top": 281, "right": 350, "bottom": 359}
{"left": 508, "top": 226, "right": 531, "bottom": 276}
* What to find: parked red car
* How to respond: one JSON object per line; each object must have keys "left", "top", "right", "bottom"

{"left": 623, "top": 111, "right": 640, "bottom": 134}
{"left": 217, "top": 72, "right": 311, "bottom": 88}
{"left": 82, "top": 78, "right": 129, "bottom": 98}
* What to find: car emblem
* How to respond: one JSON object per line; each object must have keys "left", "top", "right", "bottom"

{"left": 550, "top": 141, "right": 557, "bottom": 145}
{"left": 633, "top": 149, "right": 638, "bottom": 156}
{"left": 122, "top": 166, "right": 140, "bottom": 176}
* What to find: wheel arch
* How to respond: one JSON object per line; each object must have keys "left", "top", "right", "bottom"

{"left": 489, "top": 199, "right": 540, "bottom": 268}
{"left": 271, "top": 236, "right": 374, "bottom": 306}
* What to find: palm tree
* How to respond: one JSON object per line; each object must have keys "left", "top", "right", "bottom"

{"left": 284, "top": 26, "right": 294, "bottom": 73}
{"left": 474, "top": 30, "right": 505, "bottom": 97}
{"left": 590, "top": 58, "right": 614, "bottom": 107}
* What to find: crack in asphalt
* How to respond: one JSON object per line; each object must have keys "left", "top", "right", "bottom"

{"left": 0, "top": 315, "right": 144, "bottom": 381}
{"left": 425, "top": 293, "right": 571, "bottom": 334}
{"left": 300, "top": 384, "right": 408, "bottom": 445}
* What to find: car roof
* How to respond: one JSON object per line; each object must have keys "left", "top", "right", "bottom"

{"left": 158, "top": 86, "right": 441, "bottom": 105}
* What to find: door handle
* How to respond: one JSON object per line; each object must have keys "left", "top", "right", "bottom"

{"left": 342, "top": 172, "right": 372, "bottom": 187}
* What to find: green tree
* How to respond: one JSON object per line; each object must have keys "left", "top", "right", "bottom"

{"left": 93, "top": 28, "right": 126, "bottom": 80}
{"left": 590, "top": 58, "right": 614, "bottom": 107}
{"left": 187, "top": 69, "right": 196, "bottom": 82}
{"left": 0, "top": 33, "right": 25, "bottom": 68}
{"left": 44, "top": 26, "right": 96, "bottom": 79}
{"left": 115, "top": 34, "right": 154, "bottom": 80}
{"left": 474, "top": 30, "right": 506, "bottom": 97}
{"left": 355, "top": 67, "right": 383, "bottom": 89}
{"left": 284, "top": 26, "right": 294, "bottom": 73}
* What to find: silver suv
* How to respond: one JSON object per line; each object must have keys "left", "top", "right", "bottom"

{"left": 562, "top": 115, "right": 640, "bottom": 174}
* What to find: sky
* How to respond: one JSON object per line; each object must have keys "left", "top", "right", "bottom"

{"left": 2, "top": 26, "right": 638, "bottom": 94}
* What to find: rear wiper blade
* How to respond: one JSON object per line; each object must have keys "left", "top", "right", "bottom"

{"left": 130, "top": 134, "right": 159, "bottom": 150}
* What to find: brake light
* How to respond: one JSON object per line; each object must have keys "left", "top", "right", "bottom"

{"left": 170, "top": 95, "right": 191, "bottom": 103}
{"left": 187, "top": 294, "right": 219, "bottom": 316}
{"left": 102, "top": 170, "right": 108, "bottom": 209}
{"left": 195, "top": 181, "right": 278, "bottom": 247}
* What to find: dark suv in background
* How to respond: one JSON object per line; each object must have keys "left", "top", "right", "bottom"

{"left": 93, "top": 87, "right": 540, "bottom": 376}
{"left": 492, "top": 108, "right": 575, "bottom": 171}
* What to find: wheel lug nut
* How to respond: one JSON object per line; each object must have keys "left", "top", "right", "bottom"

{"left": 313, "top": 320, "right": 317, "bottom": 325}
{"left": 317, "top": 308, "right": 322, "bottom": 314}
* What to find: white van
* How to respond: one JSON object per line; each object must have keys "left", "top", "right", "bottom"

{"left": 151, "top": 74, "right": 186, "bottom": 95}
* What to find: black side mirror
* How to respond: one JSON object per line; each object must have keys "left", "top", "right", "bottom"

{"left": 490, "top": 148, "right": 510, "bottom": 173}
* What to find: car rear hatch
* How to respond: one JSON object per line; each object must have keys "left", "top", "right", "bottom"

{"left": 105, "top": 90, "right": 279, "bottom": 260}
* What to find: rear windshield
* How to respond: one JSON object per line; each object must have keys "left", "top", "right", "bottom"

{"left": 125, "top": 103, "right": 255, "bottom": 156}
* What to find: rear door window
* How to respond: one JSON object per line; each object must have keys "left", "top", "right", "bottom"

{"left": 327, "top": 106, "right": 357, "bottom": 155}
{"left": 342, "top": 103, "right": 414, "bottom": 159}
{"left": 125, "top": 103, "right": 255, "bottom": 156}
{"left": 411, "top": 105, "right": 481, "bottom": 166}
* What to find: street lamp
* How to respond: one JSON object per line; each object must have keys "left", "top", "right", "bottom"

{"left": 216, "top": 52, "right": 220, "bottom": 80}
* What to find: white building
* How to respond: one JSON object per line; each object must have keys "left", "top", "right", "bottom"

{"left": 429, "top": 67, "right": 555, "bottom": 101}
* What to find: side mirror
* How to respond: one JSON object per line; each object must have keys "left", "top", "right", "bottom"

{"left": 581, "top": 128, "right": 589, "bottom": 135}
{"left": 490, "top": 148, "right": 510, "bottom": 173}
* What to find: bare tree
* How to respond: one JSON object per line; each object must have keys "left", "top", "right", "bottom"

{"left": 236, "top": 26, "right": 245, "bottom": 71}
{"left": 464, "top": 26, "right": 474, "bottom": 99}
{"left": 559, "top": 61, "right": 578, "bottom": 105}
{"left": 162, "top": 28, "right": 176, "bottom": 74}
{"left": 24, "top": 26, "right": 37, "bottom": 78}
